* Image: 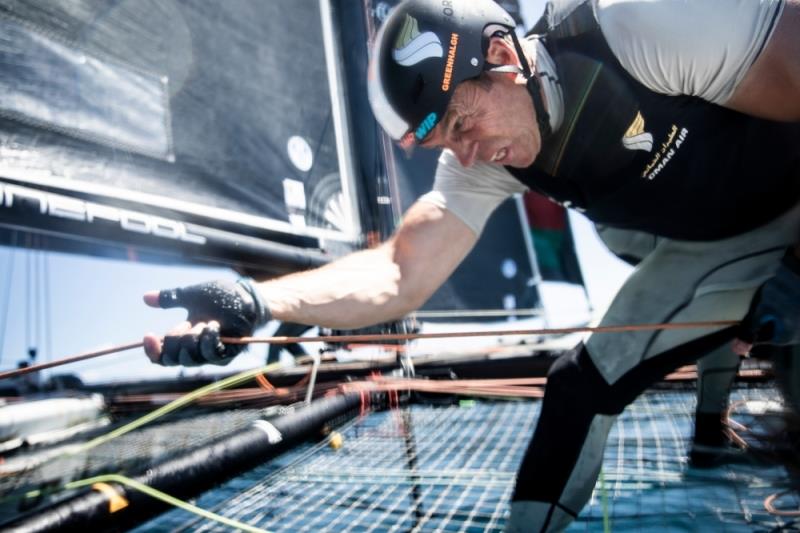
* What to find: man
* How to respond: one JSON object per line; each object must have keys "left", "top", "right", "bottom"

{"left": 144, "top": 0, "right": 800, "bottom": 530}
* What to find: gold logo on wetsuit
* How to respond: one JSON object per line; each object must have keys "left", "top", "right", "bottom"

{"left": 622, "top": 111, "right": 654, "bottom": 152}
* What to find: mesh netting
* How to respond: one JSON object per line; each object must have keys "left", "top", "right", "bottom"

{"left": 0, "top": 408, "right": 265, "bottom": 511}
{"left": 140, "top": 386, "right": 798, "bottom": 532}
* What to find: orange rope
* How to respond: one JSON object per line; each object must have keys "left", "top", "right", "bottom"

{"left": 0, "top": 320, "right": 739, "bottom": 381}
{"left": 0, "top": 341, "right": 143, "bottom": 380}
{"left": 341, "top": 377, "right": 546, "bottom": 399}
{"left": 224, "top": 320, "right": 739, "bottom": 347}
{"left": 255, "top": 373, "right": 275, "bottom": 392}
{"left": 724, "top": 400, "right": 752, "bottom": 449}
{"left": 725, "top": 400, "right": 800, "bottom": 517}
{"left": 765, "top": 491, "right": 800, "bottom": 517}
{"left": 293, "top": 366, "right": 314, "bottom": 387}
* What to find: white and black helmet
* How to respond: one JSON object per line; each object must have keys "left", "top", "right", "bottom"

{"left": 368, "top": 0, "right": 519, "bottom": 146}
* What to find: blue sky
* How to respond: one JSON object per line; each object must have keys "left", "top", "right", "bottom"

{"left": 0, "top": 246, "right": 248, "bottom": 383}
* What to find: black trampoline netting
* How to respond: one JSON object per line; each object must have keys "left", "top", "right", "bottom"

{"left": 138, "top": 386, "right": 799, "bottom": 532}
{"left": 0, "top": 408, "right": 266, "bottom": 516}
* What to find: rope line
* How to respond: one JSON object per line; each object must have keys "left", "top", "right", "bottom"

{"left": 25, "top": 238, "right": 31, "bottom": 356}
{"left": 0, "top": 342, "right": 144, "bottom": 380}
{"left": 43, "top": 250, "right": 53, "bottom": 367}
{"left": 225, "top": 320, "right": 739, "bottom": 346}
{"left": 74, "top": 362, "right": 282, "bottom": 453}
{"left": 67, "top": 474, "right": 271, "bottom": 533}
{"left": 0, "top": 362, "right": 292, "bottom": 506}
{"left": 723, "top": 400, "right": 800, "bottom": 518}
{"left": 764, "top": 490, "right": 800, "bottom": 517}
{"left": 0, "top": 320, "right": 740, "bottom": 381}
{"left": 599, "top": 467, "right": 611, "bottom": 533}
{"left": 0, "top": 236, "right": 16, "bottom": 367}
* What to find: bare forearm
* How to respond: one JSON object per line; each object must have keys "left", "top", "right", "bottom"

{"left": 259, "top": 244, "right": 409, "bottom": 329}
{"left": 258, "top": 201, "right": 477, "bottom": 330}
{"left": 143, "top": 202, "right": 476, "bottom": 364}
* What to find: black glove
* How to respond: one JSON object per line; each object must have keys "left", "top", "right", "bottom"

{"left": 156, "top": 279, "right": 270, "bottom": 366}
{"left": 737, "top": 249, "right": 800, "bottom": 347}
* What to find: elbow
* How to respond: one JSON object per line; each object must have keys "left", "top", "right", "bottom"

{"left": 358, "top": 275, "right": 425, "bottom": 327}
{"left": 377, "top": 276, "right": 421, "bottom": 323}
{"left": 393, "top": 274, "right": 436, "bottom": 319}
{"left": 397, "top": 285, "right": 430, "bottom": 315}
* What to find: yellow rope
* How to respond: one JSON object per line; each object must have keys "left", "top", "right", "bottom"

{"left": 5, "top": 363, "right": 284, "bottom": 509}
{"left": 68, "top": 474, "right": 271, "bottom": 533}
{"left": 600, "top": 467, "right": 611, "bottom": 533}
{"left": 14, "top": 365, "right": 287, "bottom": 528}
{"left": 75, "top": 363, "right": 282, "bottom": 453}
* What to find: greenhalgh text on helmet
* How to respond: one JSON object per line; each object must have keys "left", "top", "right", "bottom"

{"left": 368, "top": 0, "right": 517, "bottom": 147}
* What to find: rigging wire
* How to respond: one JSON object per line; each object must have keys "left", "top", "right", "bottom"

{"left": 43, "top": 249, "right": 53, "bottom": 369}
{"left": 33, "top": 237, "right": 40, "bottom": 363}
{"left": 0, "top": 232, "right": 17, "bottom": 367}
{"left": 25, "top": 234, "right": 31, "bottom": 360}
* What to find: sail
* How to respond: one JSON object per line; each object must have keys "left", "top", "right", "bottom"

{"left": 0, "top": 0, "right": 362, "bottom": 276}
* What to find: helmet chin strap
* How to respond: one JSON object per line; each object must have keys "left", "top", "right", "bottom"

{"left": 486, "top": 31, "right": 553, "bottom": 140}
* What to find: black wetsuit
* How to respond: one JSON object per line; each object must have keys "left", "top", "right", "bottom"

{"left": 501, "top": 8, "right": 800, "bottom": 532}
{"left": 506, "top": 22, "right": 800, "bottom": 241}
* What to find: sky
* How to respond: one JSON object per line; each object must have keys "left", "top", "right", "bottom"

{"left": 0, "top": 0, "right": 634, "bottom": 385}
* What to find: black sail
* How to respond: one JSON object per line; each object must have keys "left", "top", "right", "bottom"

{"left": 0, "top": 0, "right": 361, "bottom": 276}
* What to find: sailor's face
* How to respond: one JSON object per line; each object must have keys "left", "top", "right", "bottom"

{"left": 420, "top": 74, "right": 540, "bottom": 169}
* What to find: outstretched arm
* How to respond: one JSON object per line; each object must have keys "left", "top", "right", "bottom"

{"left": 261, "top": 200, "right": 477, "bottom": 329}
{"left": 142, "top": 200, "right": 478, "bottom": 362}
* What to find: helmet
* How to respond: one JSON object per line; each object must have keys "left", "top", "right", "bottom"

{"left": 368, "top": 0, "right": 517, "bottom": 146}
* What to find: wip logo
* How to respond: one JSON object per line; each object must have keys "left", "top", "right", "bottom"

{"left": 622, "top": 111, "right": 654, "bottom": 152}
{"left": 392, "top": 15, "right": 443, "bottom": 67}
{"left": 415, "top": 112, "right": 438, "bottom": 140}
